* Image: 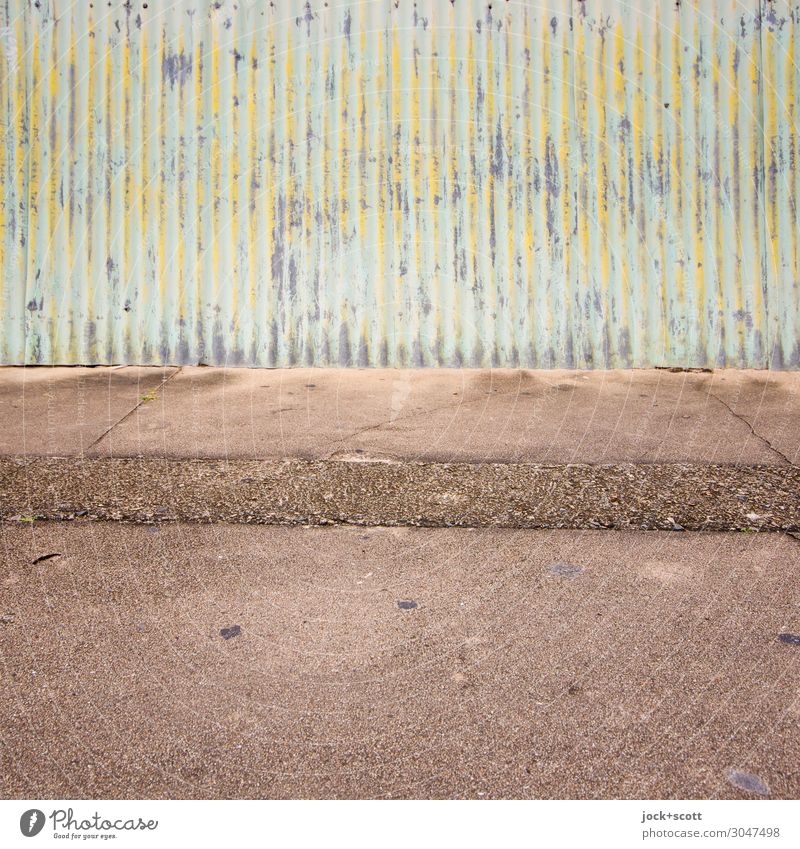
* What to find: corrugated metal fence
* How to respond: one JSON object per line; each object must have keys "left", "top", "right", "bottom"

{"left": 1, "top": 0, "right": 798, "bottom": 367}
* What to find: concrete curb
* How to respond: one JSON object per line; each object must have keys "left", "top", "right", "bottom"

{"left": 1, "top": 458, "right": 798, "bottom": 531}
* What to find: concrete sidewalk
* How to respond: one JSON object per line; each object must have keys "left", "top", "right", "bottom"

{"left": 1, "top": 366, "right": 797, "bottom": 464}
{"left": 2, "top": 524, "right": 799, "bottom": 799}
{"left": 2, "top": 367, "right": 799, "bottom": 800}
{"left": 1, "top": 367, "right": 798, "bottom": 532}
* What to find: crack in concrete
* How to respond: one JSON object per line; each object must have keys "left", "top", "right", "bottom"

{"left": 84, "top": 367, "right": 183, "bottom": 454}
{"left": 708, "top": 390, "right": 795, "bottom": 466}
{"left": 322, "top": 382, "right": 573, "bottom": 459}
{"left": 322, "top": 392, "right": 502, "bottom": 458}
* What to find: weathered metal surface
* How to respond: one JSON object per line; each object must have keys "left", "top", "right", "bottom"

{"left": 0, "top": 0, "right": 798, "bottom": 367}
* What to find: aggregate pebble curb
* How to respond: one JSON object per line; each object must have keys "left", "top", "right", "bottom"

{"left": 1, "top": 458, "right": 798, "bottom": 531}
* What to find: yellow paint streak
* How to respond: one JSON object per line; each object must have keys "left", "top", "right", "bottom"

{"left": 230, "top": 37, "right": 240, "bottom": 321}
{"left": 671, "top": 20, "right": 683, "bottom": 317}
{"left": 789, "top": 22, "right": 798, "bottom": 292}
{"left": 485, "top": 21, "right": 495, "bottom": 324}
{"left": 391, "top": 24, "right": 401, "bottom": 298}
{"left": 729, "top": 38, "right": 742, "bottom": 342}
{"left": 764, "top": 28, "right": 778, "bottom": 278}
{"left": 123, "top": 35, "right": 132, "bottom": 316}
{"left": 541, "top": 17, "right": 550, "bottom": 239}
{"left": 249, "top": 34, "right": 258, "bottom": 311}
{"left": 339, "top": 21, "right": 350, "bottom": 329}
{"left": 374, "top": 29, "right": 386, "bottom": 342}
{"left": 104, "top": 34, "right": 113, "bottom": 294}
{"left": 467, "top": 30, "right": 478, "bottom": 310}
{"left": 194, "top": 32, "right": 203, "bottom": 281}
{"left": 139, "top": 24, "right": 147, "bottom": 307}
{"left": 504, "top": 19, "right": 514, "bottom": 346}
{"left": 429, "top": 27, "right": 440, "bottom": 336}
{"left": 560, "top": 25, "right": 570, "bottom": 340}
{"left": 357, "top": 50, "right": 366, "bottom": 243}
{"left": 339, "top": 27, "right": 348, "bottom": 234}
{"left": 48, "top": 29, "right": 59, "bottom": 326}
{"left": 523, "top": 8, "right": 535, "bottom": 348}
{"left": 691, "top": 19, "right": 704, "bottom": 354}
{"left": 157, "top": 28, "right": 166, "bottom": 304}
{"left": 358, "top": 22, "right": 368, "bottom": 354}
{"left": 264, "top": 27, "right": 274, "bottom": 326}
{"left": 27, "top": 33, "right": 40, "bottom": 294}
{"left": 305, "top": 45, "right": 314, "bottom": 243}
{"left": 447, "top": 16, "right": 460, "bottom": 350}
{"left": 211, "top": 28, "right": 221, "bottom": 301}
{"left": 712, "top": 33, "right": 724, "bottom": 344}
{"left": 613, "top": 22, "right": 628, "bottom": 334}
{"left": 411, "top": 22, "right": 421, "bottom": 300}
{"left": 749, "top": 24, "right": 762, "bottom": 325}
{"left": 634, "top": 27, "right": 646, "bottom": 355}
{"left": 576, "top": 17, "right": 589, "bottom": 308}
{"left": 320, "top": 34, "right": 330, "bottom": 336}
{"left": 597, "top": 31, "right": 608, "bottom": 296}
{"left": 84, "top": 22, "right": 97, "bottom": 302}
{"left": 177, "top": 31, "right": 187, "bottom": 323}
{"left": 0, "top": 24, "right": 5, "bottom": 292}
{"left": 653, "top": 7, "right": 668, "bottom": 355}
{"left": 11, "top": 17, "right": 27, "bottom": 303}
{"left": 66, "top": 26, "right": 76, "bottom": 352}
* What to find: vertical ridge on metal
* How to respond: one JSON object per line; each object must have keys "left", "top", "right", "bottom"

{"left": 0, "top": 0, "right": 797, "bottom": 367}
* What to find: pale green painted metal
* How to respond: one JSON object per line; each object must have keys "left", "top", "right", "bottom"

{"left": 0, "top": 0, "right": 798, "bottom": 367}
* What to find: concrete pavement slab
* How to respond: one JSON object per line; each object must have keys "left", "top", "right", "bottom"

{"left": 1, "top": 524, "right": 798, "bottom": 799}
{"left": 82, "top": 367, "right": 795, "bottom": 464}
{"left": 0, "top": 367, "right": 178, "bottom": 457}
{"left": 708, "top": 371, "right": 800, "bottom": 465}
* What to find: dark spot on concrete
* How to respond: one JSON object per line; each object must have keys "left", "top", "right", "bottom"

{"left": 397, "top": 600, "right": 418, "bottom": 610}
{"left": 726, "top": 769, "right": 769, "bottom": 796}
{"left": 547, "top": 562, "right": 583, "bottom": 578}
{"left": 220, "top": 625, "right": 242, "bottom": 640}
{"left": 32, "top": 553, "right": 61, "bottom": 565}
{"left": 778, "top": 633, "right": 800, "bottom": 646}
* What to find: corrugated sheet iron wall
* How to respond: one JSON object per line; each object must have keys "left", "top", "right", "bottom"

{"left": 0, "top": 0, "right": 798, "bottom": 367}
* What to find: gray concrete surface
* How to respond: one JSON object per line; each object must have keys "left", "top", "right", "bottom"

{"left": 2, "top": 366, "right": 798, "bottom": 801}
{"left": 0, "top": 367, "right": 797, "bottom": 464}
{"left": 0, "top": 367, "right": 177, "bottom": 457}
{"left": 2, "top": 458, "right": 799, "bottom": 531}
{"left": 1, "top": 524, "right": 798, "bottom": 799}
